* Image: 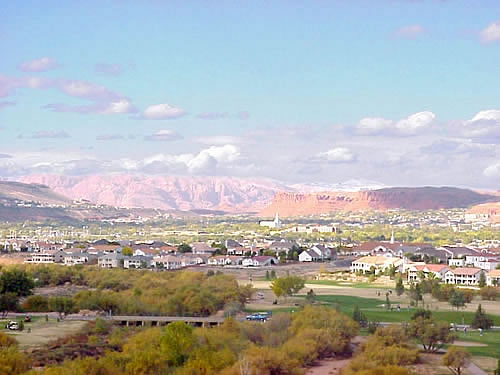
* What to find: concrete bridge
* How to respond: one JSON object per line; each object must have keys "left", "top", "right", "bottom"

{"left": 109, "top": 315, "right": 225, "bottom": 327}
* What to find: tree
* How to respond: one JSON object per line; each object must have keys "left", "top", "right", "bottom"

{"left": 395, "top": 276, "right": 405, "bottom": 296}
{"left": 385, "top": 293, "right": 391, "bottom": 310}
{"left": 442, "top": 346, "right": 471, "bottom": 375}
{"left": 160, "top": 322, "right": 194, "bottom": 367}
{"left": 479, "top": 286, "right": 497, "bottom": 301}
{"left": 449, "top": 290, "right": 465, "bottom": 310}
{"left": 121, "top": 246, "right": 133, "bottom": 256}
{"left": 270, "top": 275, "right": 305, "bottom": 302}
{"left": 0, "top": 269, "right": 34, "bottom": 297}
{"left": 408, "top": 317, "right": 455, "bottom": 353}
{"left": 48, "top": 296, "right": 74, "bottom": 319}
{"left": 0, "top": 293, "right": 18, "bottom": 318}
{"left": 478, "top": 271, "right": 486, "bottom": 288}
{"left": 177, "top": 243, "right": 192, "bottom": 253}
{"left": 407, "top": 283, "right": 422, "bottom": 307}
{"left": 471, "top": 304, "right": 493, "bottom": 330}
{"left": 305, "top": 289, "right": 316, "bottom": 304}
{"left": 352, "top": 304, "right": 367, "bottom": 327}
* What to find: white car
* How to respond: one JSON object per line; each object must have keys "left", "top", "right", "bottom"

{"left": 5, "top": 321, "right": 19, "bottom": 330}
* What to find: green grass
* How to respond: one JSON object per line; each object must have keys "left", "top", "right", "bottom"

{"left": 306, "top": 279, "right": 392, "bottom": 289}
{"left": 449, "top": 330, "right": 500, "bottom": 358}
{"left": 313, "top": 295, "right": 500, "bottom": 325}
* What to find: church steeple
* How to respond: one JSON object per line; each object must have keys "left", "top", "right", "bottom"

{"left": 390, "top": 230, "right": 395, "bottom": 244}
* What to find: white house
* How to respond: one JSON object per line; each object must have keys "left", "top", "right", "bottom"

{"left": 298, "top": 249, "right": 320, "bottom": 262}
{"left": 444, "top": 267, "right": 483, "bottom": 285}
{"left": 350, "top": 256, "right": 403, "bottom": 275}
{"left": 407, "top": 264, "right": 449, "bottom": 282}
{"left": 486, "top": 269, "right": 500, "bottom": 286}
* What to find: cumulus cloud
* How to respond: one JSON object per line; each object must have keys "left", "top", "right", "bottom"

{"left": 463, "top": 109, "right": 500, "bottom": 142}
{"left": 142, "top": 103, "right": 185, "bottom": 120}
{"left": 483, "top": 162, "right": 500, "bottom": 178}
{"left": 94, "top": 63, "right": 122, "bottom": 76}
{"left": 356, "top": 111, "right": 435, "bottom": 136}
{"left": 18, "top": 57, "right": 59, "bottom": 72}
{"left": 0, "top": 73, "right": 136, "bottom": 115}
{"left": 316, "top": 147, "right": 356, "bottom": 163}
{"left": 144, "top": 129, "right": 183, "bottom": 142}
{"left": 0, "top": 153, "right": 12, "bottom": 158}
{"left": 394, "top": 24, "right": 424, "bottom": 39}
{"left": 479, "top": 21, "right": 500, "bottom": 43}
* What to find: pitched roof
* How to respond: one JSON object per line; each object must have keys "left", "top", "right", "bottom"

{"left": 447, "top": 267, "right": 482, "bottom": 275}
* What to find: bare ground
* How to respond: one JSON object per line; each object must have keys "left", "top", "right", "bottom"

{"left": 3, "top": 319, "right": 87, "bottom": 349}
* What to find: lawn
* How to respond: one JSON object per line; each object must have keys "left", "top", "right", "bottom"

{"left": 451, "top": 330, "right": 500, "bottom": 358}
{"left": 313, "top": 295, "right": 500, "bottom": 325}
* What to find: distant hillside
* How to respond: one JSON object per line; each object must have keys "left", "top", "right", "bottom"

{"left": 260, "top": 187, "right": 500, "bottom": 217}
{"left": 18, "top": 175, "right": 287, "bottom": 212}
{"left": 0, "top": 181, "right": 71, "bottom": 205}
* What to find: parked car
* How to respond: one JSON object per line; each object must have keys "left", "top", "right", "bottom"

{"left": 245, "top": 311, "right": 272, "bottom": 322}
{"left": 5, "top": 321, "right": 19, "bottom": 330}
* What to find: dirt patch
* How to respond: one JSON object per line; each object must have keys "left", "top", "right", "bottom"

{"left": 305, "top": 359, "right": 351, "bottom": 375}
{"left": 5, "top": 319, "right": 88, "bottom": 349}
{"left": 452, "top": 340, "right": 488, "bottom": 347}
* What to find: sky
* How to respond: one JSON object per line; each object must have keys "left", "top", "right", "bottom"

{"left": 1, "top": 0, "right": 499, "bottom": 190}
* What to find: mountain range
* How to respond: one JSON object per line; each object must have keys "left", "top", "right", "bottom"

{"left": 9, "top": 175, "right": 499, "bottom": 219}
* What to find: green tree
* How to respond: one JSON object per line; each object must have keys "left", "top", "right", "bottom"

{"left": 407, "top": 283, "right": 422, "bottom": 307}
{"left": 442, "top": 346, "right": 471, "bottom": 375}
{"left": 48, "top": 296, "right": 74, "bottom": 319}
{"left": 0, "top": 269, "right": 35, "bottom": 297}
{"left": 352, "top": 304, "right": 367, "bottom": 326}
{"left": 408, "top": 317, "right": 455, "bottom": 353}
{"left": 305, "top": 289, "right": 316, "bottom": 304}
{"left": 177, "top": 243, "right": 192, "bottom": 253}
{"left": 270, "top": 275, "right": 305, "bottom": 302}
{"left": 0, "top": 292, "right": 18, "bottom": 318}
{"left": 160, "top": 322, "right": 194, "bottom": 367}
{"left": 478, "top": 271, "right": 486, "bottom": 288}
{"left": 448, "top": 290, "right": 465, "bottom": 310}
{"left": 121, "top": 246, "right": 133, "bottom": 256}
{"left": 395, "top": 276, "right": 404, "bottom": 296}
{"left": 471, "top": 304, "right": 493, "bottom": 330}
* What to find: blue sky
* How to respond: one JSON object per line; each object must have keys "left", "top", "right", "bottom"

{"left": 1, "top": 0, "right": 499, "bottom": 189}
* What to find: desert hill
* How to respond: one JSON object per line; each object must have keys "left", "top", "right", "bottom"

{"left": 259, "top": 187, "right": 500, "bottom": 217}
{"left": 0, "top": 181, "right": 71, "bottom": 205}
{"left": 18, "top": 175, "right": 287, "bottom": 213}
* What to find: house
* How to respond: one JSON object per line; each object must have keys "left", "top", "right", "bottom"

{"left": 269, "top": 240, "right": 295, "bottom": 255}
{"left": 208, "top": 256, "right": 233, "bottom": 266}
{"left": 448, "top": 258, "right": 465, "bottom": 267}
{"left": 24, "top": 249, "right": 65, "bottom": 264}
{"left": 298, "top": 249, "right": 320, "bottom": 262}
{"left": 98, "top": 253, "right": 126, "bottom": 268}
{"left": 124, "top": 255, "right": 152, "bottom": 269}
{"left": 190, "top": 242, "right": 217, "bottom": 255}
{"left": 63, "top": 252, "right": 95, "bottom": 266}
{"left": 439, "top": 245, "right": 479, "bottom": 259}
{"left": 152, "top": 255, "right": 183, "bottom": 270}
{"left": 350, "top": 256, "right": 403, "bottom": 275}
{"left": 407, "top": 264, "right": 449, "bottom": 282}
{"left": 486, "top": 269, "right": 500, "bottom": 286}
{"left": 225, "top": 239, "right": 245, "bottom": 255}
{"left": 464, "top": 254, "right": 500, "bottom": 271}
{"left": 242, "top": 256, "right": 278, "bottom": 267}
{"left": 350, "top": 241, "right": 401, "bottom": 257}
{"left": 444, "top": 267, "right": 483, "bottom": 285}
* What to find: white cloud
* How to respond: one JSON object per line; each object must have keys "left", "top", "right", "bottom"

{"left": 395, "top": 111, "right": 435, "bottom": 132}
{"left": 103, "top": 99, "right": 134, "bottom": 114}
{"left": 142, "top": 103, "right": 185, "bottom": 120}
{"left": 145, "top": 129, "right": 183, "bottom": 142}
{"left": 463, "top": 109, "right": 500, "bottom": 141}
{"left": 317, "top": 147, "right": 356, "bottom": 163}
{"left": 357, "top": 117, "right": 393, "bottom": 134}
{"left": 394, "top": 24, "right": 424, "bottom": 39}
{"left": 18, "top": 57, "right": 59, "bottom": 72}
{"left": 356, "top": 111, "right": 435, "bottom": 136}
{"left": 479, "top": 21, "right": 500, "bottom": 43}
{"left": 483, "top": 162, "right": 500, "bottom": 178}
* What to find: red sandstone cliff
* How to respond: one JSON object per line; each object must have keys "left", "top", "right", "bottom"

{"left": 260, "top": 187, "right": 499, "bottom": 217}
